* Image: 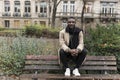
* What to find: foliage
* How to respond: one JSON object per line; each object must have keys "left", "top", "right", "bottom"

{"left": 0, "top": 28, "right": 23, "bottom": 37}
{"left": 24, "top": 25, "right": 61, "bottom": 38}
{"left": 85, "top": 24, "right": 120, "bottom": 73}
{"left": 85, "top": 24, "right": 120, "bottom": 58}
{"left": 0, "top": 36, "right": 59, "bottom": 75}
{"left": 0, "top": 27, "right": 5, "bottom": 31}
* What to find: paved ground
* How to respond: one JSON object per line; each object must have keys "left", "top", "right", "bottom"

{"left": 0, "top": 70, "right": 19, "bottom": 80}
{"left": 0, "top": 76, "right": 19, "bottom": 80}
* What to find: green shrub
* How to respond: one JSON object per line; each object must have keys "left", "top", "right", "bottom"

{"left": 0, "top": 28, "right": 5, "bottom": 31}
{"left": 0, "top": 28, "right": 23, "bottom": 37}
{"left": 24, "top": 25, "right": 61, "bottom": 38}
{"left": 0, "top": 36, "right": 59, "bottom": 75}
{"left": 85, "top": 24, "right": 120, "bottom": 73}
{"left": 49, "top": 28, "right": 60, "bottom": 38}
{"left": 0, "top": 52, "right": 24, "bottom": 75}
{"left": 25, "top": 25, "right": 40, "bottom": 36}
{"left": 85, "top": 24, "right": 120, "bottom": 56}
{"left": 0, "top": 37, "right": 25, "bottom": 75}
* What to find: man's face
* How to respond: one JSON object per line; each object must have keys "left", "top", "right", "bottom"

{"left": 67, "top": 18, "right": 76, "bottom": 28}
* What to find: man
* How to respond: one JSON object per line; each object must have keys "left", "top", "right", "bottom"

{"left": 59, "top": 17, "right": 87, "bottom": 76}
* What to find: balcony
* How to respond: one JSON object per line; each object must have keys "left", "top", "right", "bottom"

{"left": 23, "top": 13, "right": 31, "bottom": 17}
{"left": 100, "top": 13, "right": 118, "bottom": 22}
{"left": 2, "top": 12, "right": 11, "bottom": 17}
{"left": 100, "top": 13, "right": 118, "bottom": 18}
{"left": 38, "top": 13, "right": 47, "bottom": 17}
{"left": 13, "top": 12, "right": 21, "bottom": 17}
{"left": 84, "top": 13, "right": 94, "bottom": 18}
{"left": 56, "top": 12, "right": 80, "bottom": 17}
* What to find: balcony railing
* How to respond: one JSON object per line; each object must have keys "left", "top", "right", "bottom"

{"left": 100, "top": 13, "right": 118, "bottom": 18}
{"left": 13, "top": 12, "right": 21, "bottom": 17}
{"left": 56, "top": 12, "right": 95, "bottom": 18}
{"left": 2, "top": 12, "right": 11, "bottom": 17}
{"left": 84, "top": 13, "right": 94, "bottom": 18}
{"left": 23, "top": 13, "right": 31, "bottom": 17}
{"left": 56, "top": 12, "right": 81, "bottom": 17}
{"left": 38, "top": 13, "right": 47, "bottom": 17}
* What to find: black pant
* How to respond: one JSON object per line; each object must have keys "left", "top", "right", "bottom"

{"left": 59, "top": 48, "right": 87, "bottom": 69}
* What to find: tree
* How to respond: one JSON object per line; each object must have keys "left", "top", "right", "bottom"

{"left": 51, "top": 0, "right": 62, "bottom": 27}
{"left": 81, "top": 0, "right": 86, "bottom": 32}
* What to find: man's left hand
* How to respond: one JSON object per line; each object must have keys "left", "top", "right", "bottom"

{"left": 71, "top": 49, "right": 79, "bottom": 56}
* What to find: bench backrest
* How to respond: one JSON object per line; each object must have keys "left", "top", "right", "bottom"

{"left": 23, "top": 55, "right": 117, "bottom": 73}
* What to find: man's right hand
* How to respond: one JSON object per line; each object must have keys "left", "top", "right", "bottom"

{"left": 69, "top": 49, "right": 78, "bottom": 56}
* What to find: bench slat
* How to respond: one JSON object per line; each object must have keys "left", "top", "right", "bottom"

{"left": 24, "top": 65, "right": 117, "bottom": 70}
{"left": 83, "top": 61, "right": 116, "bottom": 65}
{"left": 25, "top": 55, "right": 116, "bottom": 61}
{"left": 25, "top": 60, "right": 116, "bottom": 66}
{"left": 20, "top": 74, "right": 120, "bottom": 79}
{"left": 86, "top": 56, "right": 116, "bottom": 61}
{"left": 25, "top": 60, "right": 58, "bottom": 65}
{"left": 26, "top": 55, "right": 58, "bottom": 60}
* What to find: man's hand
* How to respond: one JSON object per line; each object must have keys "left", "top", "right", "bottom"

{"left": 69, "top": 49, "right": 79, "bottom": 56}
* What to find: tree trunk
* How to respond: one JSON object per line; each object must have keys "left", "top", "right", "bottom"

{"left": 51, "top": 0, "right": 62, "bottom": 27}
{"left": 81, "top": 0, "right": 86, "bottom": 32}
{"left": 51, "top": 7, "right": 57, "bottom": 27}
{"left": 51, "top": 0, "right": 57, "bottom": 27}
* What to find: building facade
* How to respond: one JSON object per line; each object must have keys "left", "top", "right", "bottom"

{"left": 0, "top": 0, "right": 52, "bottom": 28}
{"left": 56, "top": 0, "right": 120, "bottom": 27}
{"left": 0, "top": 0, "right": 120, "bottom": 28}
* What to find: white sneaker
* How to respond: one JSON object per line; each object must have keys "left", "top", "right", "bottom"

{"left": 72, "top": 68, "right": 81, "bottom": 76}
{"left": 64, "top": 68, "right": 70, "bottom": 76}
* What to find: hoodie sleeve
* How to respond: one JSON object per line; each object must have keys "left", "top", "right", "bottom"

{"left": 59, "top": 30, "right": 70, "bottom": 52}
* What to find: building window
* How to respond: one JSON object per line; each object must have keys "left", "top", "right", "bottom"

{"left": 24, "top": 20, "right": 30, "bottom": 25}
{"left": 14, "top": 1, "right": 20, "bottom": 12}
{"left": 4, "top": 0, "right": 10, "bottom": 12}
{"left": 85, "top": 2, "right": 93, "bottom": 13}
{"left": 100, "top": 2, "right": 117, "bottom": 16}
{"left": 4, "top": 20, "right": 10, "bottom": 28}
{"left": 35, "top": 1, "right": 38, "bottom": 13}
{"left": 24, "top": 1, "right": 31, "bottom": 13}
{"left": 70, "top": 1, "right": 75, "bottom": 13}
{"left": 63, "top": 1, "right": 68, "bottom": 13}
{"left": 40, "top": 21, "right": 46, "bottom": 26}
{"left": 62, "top": 1, "right": 75, "bottom": 15}
{"left": 39, "top": 1, "right": 47, "bottom": 17}
{"left": 14, "top": 20, "right": 20, "bottom": 27}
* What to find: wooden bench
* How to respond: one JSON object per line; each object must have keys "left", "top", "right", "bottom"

{"left": 20, "top": 55, "right": 120, "bottom": 80}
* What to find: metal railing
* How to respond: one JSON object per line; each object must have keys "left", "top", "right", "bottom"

{"left": 2, "top": 12, "right": 11, "bottom": 17}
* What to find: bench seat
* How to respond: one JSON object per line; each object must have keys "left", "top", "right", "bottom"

{"left": 20, "top": 55, "right": 118, "bottom": 80}
{"left": 24, "top": 55, "right": 117, "bottom": 71}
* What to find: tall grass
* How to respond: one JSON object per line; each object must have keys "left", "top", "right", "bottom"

{"left": 0, "top": 36, "right": 59, "bottom": 75}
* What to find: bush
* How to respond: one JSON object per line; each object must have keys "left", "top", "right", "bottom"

{"left": 24, "top": 25, "right": 61, "bottom": 38}
{"left": 0, "top": 27, "right": 5, "bottom": 31}
{"left": 0, "top": 52, "right": 24, "bottom": 75}
{"left": 0, "top": 37, "right": 25, "bottom": 75}
{"left": 85, "top": 24, "right": 120, "bottom": 73}
{"left": 85, "top": 24, "right": 120, "bottom": 57}
{"left": 25, "top": 25, "right": 41, "bottom": 37}
{"left": 0, "top": 28, "right": 24, "bottom": 37}
{"left": 0, "top": 36, "right": 59, "bottom": 75}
